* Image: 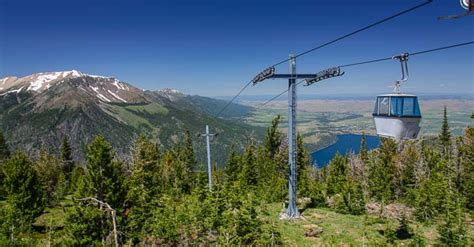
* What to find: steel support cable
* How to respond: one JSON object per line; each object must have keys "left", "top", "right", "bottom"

{"left": 214, "top": 80, "right": 253, "bottom": 117}
{"left": 234, "top": 79, "right": 306, "bottom": 123}
{"left": 410, "top": 40, "right": 474, "bottom": 56}
{"left": 215, "top": 0, "right": 432, "bottom": 118}
{"left": 241, "top": 40, "right": 474, "bottom": 124}
{"left": 339, "top": 41, "right": 474, "bottom": 68}
{"left": 270, "top": 0, "right": 433, "bottom": 67}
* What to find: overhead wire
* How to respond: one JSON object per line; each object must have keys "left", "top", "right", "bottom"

{"left": 234, "top": 79, "right": 306, "bottom": 123}
{"left": 270, "top": 0, "right": 433, "bottom": 67}
{"left": 340, "top": 41, "right": 474, "bottom": 68}
{"left": 214, "top": 80, "right": 253, "bottom": 117}
{"left": 214, "top": 0, "right": 433, "bottom": 118}
{"left": 240, "top": 40, "right": 474, "bottom": 124}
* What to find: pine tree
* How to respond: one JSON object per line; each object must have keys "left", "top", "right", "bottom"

{"left": 75, "top": 135, "right": 125, "bottom": 209}
{"left": 182, "top": 129, "right": 196, "bottom": 171}
{"left": 66, "top": 136, "right": 126, "bottom": 244}
{"left": 178, "top": 130, "right": 195, "bottom": 192}
{"left": 400, "top": 142, "right": 419, "bottom": 198}
{"left": 160, "top": 150, "right": 177, "bottom": 191}
{"left": 69, "top": 164, "right": 85, "bottom": 193}
{"left": 439, "top": 105, "right": 451, "bottom": 155}
{"left": 336, "top": 177, "right": 366, "bottom": 215}
{"left": 64, "top": 202, "right": 110, "bottom": 246}
{"left": 458, "top": 127, "right": 474, "bottom": 209}
{"left": 264, "top": 115, "right": 282, "bottom": 158}
{"left": 296, "top": 133, "right": 311, "bottom": 197}
{"left": 0, "top": 130, "right": 9, "bottom": 161}
{"left": 2, "top": 153, "right": 45, "bottom": 234}
{"left": 326, "top": 153, "right": 348, "bottom": 196}
{"left": 224, "top": 148, "right": 240, "bottom": 185}
{"left": 368, "top": 138, "right": 398, "bottom": 203}
{"left": 125, "top": 135, "right": 161, "bottom": 241}
{"left": 35, "top": 150, "right": 66, "bottom": 205}
{"left": 0, "top": 130, "right": 9, "bottom": 200}
{"left": 239, "top": 143, "right": 258, "bottom": 187}
{"left": 60, "top": 136, "right": 74, "bottom": 179}
{"left": 436, "top": 194, "right": 469, "bottom": 246}
{"left": 360, "top": 133, "right": 368, "bottom": 163}
{"left": 413, "top": 160, "right": 450, "bottom": 221}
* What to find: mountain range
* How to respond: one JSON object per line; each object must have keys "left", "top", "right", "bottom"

{"left": 0, "top": 70, "right": 262, "bottom": 164}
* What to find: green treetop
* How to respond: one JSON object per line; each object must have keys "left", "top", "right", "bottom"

{"left": 2, "top": 153, "right": 45, "bottom": 233}
{"left": 0, "top": 130, "right": 10, "bottom": 161}
{"left": 439, "top": 105, "right": 451, "bottom": 154}
{"left": 60, "top": 136, "right": 74, "bottom": 178}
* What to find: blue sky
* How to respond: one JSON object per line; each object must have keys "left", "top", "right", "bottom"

{"left": 0, "top": 0, "right": 472, "bottom": 96}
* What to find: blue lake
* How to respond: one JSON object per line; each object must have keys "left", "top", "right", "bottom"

{"left": 311, "top": 134, "right": 380, "bottom": 168}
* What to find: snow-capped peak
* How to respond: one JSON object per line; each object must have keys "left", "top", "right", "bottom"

{"left": 0, "top": 70, "right": 121, "bottom": 93}
{"left": 159, "top": 88, "right": 181, "bottom": 94}
{"left": 0, "top": 70, "right": 148, "bottom": 104}
{"left": 27, "top": 71, "right": 76, "bottom": 91}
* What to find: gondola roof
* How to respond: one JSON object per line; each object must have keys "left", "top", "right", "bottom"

{"left": 377, "top": 93, "right": 417, "bottom": 97}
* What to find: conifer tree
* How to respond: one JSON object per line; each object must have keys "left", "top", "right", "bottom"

{"left": 125, "top": 135, "right": 161, "bottom": 240}
{"left": 182, "top": 129, "right": 196, "bottom": 171}
{"left": 436, "top": 194, "right": 469, "bottom": 246}
{"left": 66, "top": 136, "right": 125, "bottom": 245}
{"left": 360, "top": 133, "right": 368, "bottom": 163}
{"left": 414, "top": 159, "right": 450, "bottom": 221}
{"left": 400, "top": 142, "right": 419, "bottom": 198}
{"left": 336, "top": 177, "right": 366, "bottom": 215}
{"left": 458, "top": 127, "right": 474, "bottom": 209}
{"left": 264, "top": 115, "right": 282, "bottom": 158}
{"left": 75, "top": 135, "right": 125, "bottom": 209}
{"left": 0, "top": 131, "right": 9, "bottom": 200}
{"left": 178, "top": 131, "right": 195, "bottom": 192}
{"left": 368, "top": 138, "right": 398, "bottom": 203}
{"left": 326, "top": 153, "right": 348, "bottom": 196}
{"left": 224, "top": 149, "right": 240, "bottom": 184}
{"left": 64, "top": 202, "right": 110, "bottom": 246}
{"left": 297, "top": 133, "right": 311, "bottom": 197}
{"left": 128, "top": 135, "right": 160, "bottom": 198}
{"left": 35, "top": 150, "right": 66, "bottom": 205}
{"left": 69, "top": 164, "right": 85, "bottom": 193}
{"left": 60, "top": 136, "right": 74, "bottom": 179}
{"left": 239, "top": 143, "right": 258, "bottom": 187}
{"left": 0, "top": 131, "right": 9, "bottom": 161}
{"left": 439, "top": 105, "right": 451, "bottom": 155}
{"left": 2, "top": 153, "right": 45, "bottom": 234}
{"left": 160, "top": 150, "right": 177, "bottom": 191}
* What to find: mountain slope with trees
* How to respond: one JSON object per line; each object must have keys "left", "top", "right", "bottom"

{"left": 0, "top": 71, "right": 259, "bottom": 164}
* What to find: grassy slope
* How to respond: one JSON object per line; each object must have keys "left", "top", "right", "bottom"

{"left": 6, "top": 198, "right": 472, "bottom": 245}
{"left": 265, "top": 203, "right": 474, "bottom": 246}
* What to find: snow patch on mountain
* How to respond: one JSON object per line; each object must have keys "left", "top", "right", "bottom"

{"left": 28, "top": 72, "right": 62, "bottom": 91}
{"left": 107, "top": 90, "right": 127, "bottom": 103}
{"left": 1, "top": 86, "right": 24, "bottom": 96}
{"left": 113, "top": 80, "right": 126, "bottom": 90}
{"left": 91, "top": 86, "right": 112, "bottom": 102}
{"left": 159, "top": 88, "right": 181, "bottom": 94}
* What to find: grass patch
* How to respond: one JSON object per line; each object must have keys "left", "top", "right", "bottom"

{"left": 263, "top": 203, "right": 448, "bottom": 246}
{"left": 124, "top": 102, "right": 169, "bottom": 115}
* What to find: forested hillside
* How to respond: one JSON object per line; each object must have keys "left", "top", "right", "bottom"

{"left": 0, "top": 71, "right": 260, "bottom": 164}
{"left": 0, "top": 108, "right": 472, "bottom": 245}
